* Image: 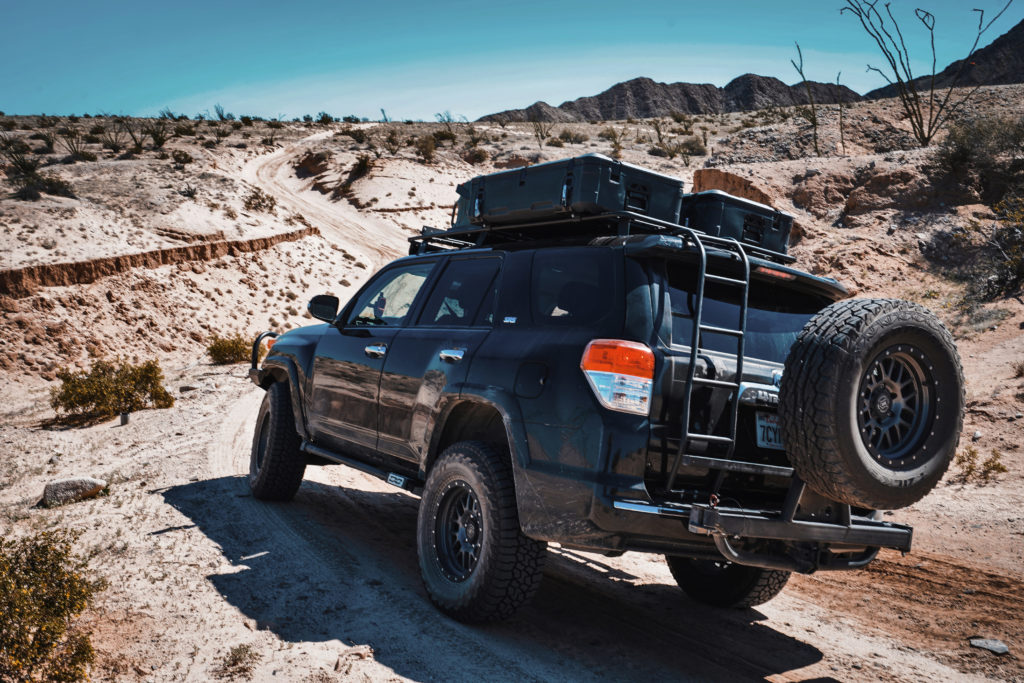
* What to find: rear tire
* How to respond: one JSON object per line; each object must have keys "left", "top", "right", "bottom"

{"left": 417, "top": 441, "right": 546, "bottom": 622}
{"left": 779, "top": 298, "right": 964, "bottom": 510}
{"left": 249, "top": 382, "right": 306, "bottom": 501}
{"left": 665, "top": 556, "right": 790, "bottom": 608}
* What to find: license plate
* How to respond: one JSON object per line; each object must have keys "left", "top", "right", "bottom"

{"left": 755, "top": 411, "right": 785, "bottom": 450}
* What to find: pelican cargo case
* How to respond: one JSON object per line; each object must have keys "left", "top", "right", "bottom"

{"left": 681, "top": 189, "right": 793, "bottom": 255}
{"left": 452, "top": 153, "right": 686, "bottom": 229}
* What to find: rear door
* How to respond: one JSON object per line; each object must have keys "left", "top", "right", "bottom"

{"left": 377, "top": 254, "right": 502, "bottom": 465}
{"left": 309, "top": 260, "right": 437, "bottom": 456}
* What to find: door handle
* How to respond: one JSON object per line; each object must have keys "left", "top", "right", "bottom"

{"left": 364, "top": 343, "right": 387, "bottom": 358}
{"left": 439, "top": 348, "right": 465, "bottom": 363}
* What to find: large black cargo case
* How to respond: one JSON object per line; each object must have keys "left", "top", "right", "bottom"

{"left": 681, "top": 190, "right": 793, "bottom": 254}
{"left": 453, "top": 153, "right": 686, "bottom": 229}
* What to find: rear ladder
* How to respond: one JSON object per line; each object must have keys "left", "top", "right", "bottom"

{"left": 664, "top": 237, "right": 756, "bottom": 493}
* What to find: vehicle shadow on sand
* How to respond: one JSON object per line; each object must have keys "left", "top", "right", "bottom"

{"left": 163, "top": 475, "right": 830, "bottom": 681}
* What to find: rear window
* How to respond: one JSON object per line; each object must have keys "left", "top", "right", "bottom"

{"left": 667, "top": 263, "right": 827, "bottom": 363}
{"left": 532, "top": 248, "right": 614, "bottom": 326}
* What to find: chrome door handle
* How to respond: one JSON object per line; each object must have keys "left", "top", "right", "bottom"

{"left": 364, "top": 344, "right": 387, "bottom": 358}
{"left": 439, "top": 348, "right": 465, "bottom": 363}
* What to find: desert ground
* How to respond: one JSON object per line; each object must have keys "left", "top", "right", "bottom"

{"left": 1, "top": 88, "right": 1023, "bottom": 682}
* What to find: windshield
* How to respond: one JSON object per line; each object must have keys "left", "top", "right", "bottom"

{"left": 667, "top": 264, "right": 828, "bottom": 363}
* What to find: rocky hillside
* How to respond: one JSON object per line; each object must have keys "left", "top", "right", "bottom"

{"left": 481, "top": 74, "right": 860, "bottom": 123}
{"left": 866, "top": 18, "right": 1024, "bottom": 99}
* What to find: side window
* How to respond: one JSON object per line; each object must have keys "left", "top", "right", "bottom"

{"left": 418, "top": 257, "right": 501, "bottom": 327}
{"left": 345, "top": 261, "right": 435, "bottom": 327}
{"left": 531, "top": 248, "right": 613, "bottom": 325}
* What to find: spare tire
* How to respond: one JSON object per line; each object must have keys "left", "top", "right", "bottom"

{"left": 779, "top": 298, "right": 964, "bottom": 510}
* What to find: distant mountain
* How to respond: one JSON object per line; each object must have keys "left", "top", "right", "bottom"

{"left": 479, "top": 74, "right": 861, "bottom": 123}
{"left": 866, "top": 18, "right": 1024, "bottom": 99}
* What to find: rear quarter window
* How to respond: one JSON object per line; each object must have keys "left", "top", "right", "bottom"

{"left": 531, "top": 248, "right": 617, "bottom": 326}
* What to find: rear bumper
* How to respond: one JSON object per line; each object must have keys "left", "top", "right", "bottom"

{"left": 611, "top": 498, "right": 911, "bottom": 551}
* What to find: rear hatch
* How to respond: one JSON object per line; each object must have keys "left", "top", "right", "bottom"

{"left": 639, "top": 248, "right": 845, "bottom": 506}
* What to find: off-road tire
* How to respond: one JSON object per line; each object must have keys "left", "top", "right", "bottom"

{"left": 249, "top": 382, "right": 306, "bottom": 501}
{"left": 417, "top": 441, "right": 546, "bottom": 622}
{"left": 665, "top": 556, "right": 790, "bottom": 608}
{"left": 779, "top": 298, "right": 964, "bottom": 510}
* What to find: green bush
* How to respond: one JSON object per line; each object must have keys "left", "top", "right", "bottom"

{"left": 50, "top": 358, "right": 174, "bottom": 420}
{"left": 462, "top": 147, "right": 488, "bottom": 164}
{"left": 0, "top": 530, "right": 105, "bottom": 682}
{"left": 415, "top": 135, "right": 436, "bottom": 164}
{"left": 172, "top": 149, "right": 193, "bottom": 165}
{"left": 207, "top": 334, "right": 252, "bottom": 364}
{"left": 935, "top": 115, "right": 1024, "bottom": 203}
{"left": 243, "top": 187, "right": 276, "bottom": 213}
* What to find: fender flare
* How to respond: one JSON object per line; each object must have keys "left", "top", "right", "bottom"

{"left": 258, "top": 358, "right": 309, "bottom": 441}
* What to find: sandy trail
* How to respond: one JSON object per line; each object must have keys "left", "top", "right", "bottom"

{"left": 242, "top": 132, "right": 407, "bottom": 273}
{"left": 148, "top": 381, "right": 996, "bottom": 683}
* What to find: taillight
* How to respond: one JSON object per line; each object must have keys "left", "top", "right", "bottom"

{"left": 754, "top": 265, "right": 796, "bottom": 281}
{"left": 265, "top": 338, "right": 276, "bottom": 352}
{"left": 580, "top": 339, "right": 655, "bottom": 416}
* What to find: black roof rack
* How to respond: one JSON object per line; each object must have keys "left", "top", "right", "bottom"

{"left": 408, "top": 210, "right": 797, "bottom": 265}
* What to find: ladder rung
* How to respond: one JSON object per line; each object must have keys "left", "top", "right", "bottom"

{"left": 705, "top": 273, "right": 748, "bottom": 287}
{"left": 699, "top": 324, "right": 744, "bottom": 337}
{"left": 678, "top": 454, "right": 795, "bottom": 477}
{"left": 685, "top": 433, "right": 734, "bottom": 444}
{"left": 692, "top": 377, "right": 739, "bottom": 389}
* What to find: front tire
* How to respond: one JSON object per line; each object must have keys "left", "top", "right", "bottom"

{"left": 249, "top": 382, "right": 306, "bottom": 501}
{"left": 417, "top": 441, "right": 546, "bottom": 622}
{"left": 666, "top": 556, "right": 790, "bottom": 608}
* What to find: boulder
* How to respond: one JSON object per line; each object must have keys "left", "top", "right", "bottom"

{"left": 42, "top": 477, "right": 106, "bottom": 507}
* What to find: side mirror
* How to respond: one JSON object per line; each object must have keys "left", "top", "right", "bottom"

{"left": 308, "top": 294, "right": 340, "bottom": 323}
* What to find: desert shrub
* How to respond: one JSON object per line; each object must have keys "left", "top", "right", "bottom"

{"left": 58, "top": 128, "right": 97, "bottom": 162}
{"left": 925, "top": 195, "right": 1024, "bottom": 302}
{"left": 432, "top": 129, "right": 456, "bottom": 145}
{"left": 266, "top": 119, "right": 284, "bottom": 129}
{"left": 0, "top": 530, "right": 105, "bottom": 683}
{"left": 382, "top": 128, "right": 402, "bottom": 155}
{"left": 180, "top": 183, "right": 198, "bottom": 199}
{"left": 172, "top": 149, "right": 193, "bottom": 166}
{"left": 415, "top": 135, "right": 436, "bottom": 163}
{"left": 239, "top": 115, "right": 253, "bottom": 127}
{"left": 50, "top": 358, "right": 174, "bottom": 420}
{"left": 558, "top": 129, "right": 588, "bottom": 144}
{"left": 173, "top": 122, "right": 195, "bottom": 137}
{"left": 207, "top": 334, "right": 252, "bottom": 364}
{"left": 214, "top": 127, "right": 231, "bottom": 142}
{"left": 0, "top": 119, "right": 15, "bottom": 131}
{"left": 316, "top": 112, "right": 334, "bottom": 126}
{"left": 231, "top": 121, "right": 242, "bottom": 131}
{"left": 30, "top": 131, "right": 57, "bottom": 152}
{"left": 213, "top": 644, "right": 261, "bottom": 680}
{"left": 954, "top": 445, "right": 1008, "bottom": 483}
{"left": 935, "top": 115, "right": 1024, "bottom": 204}
{"left": 546, "top": 137, "right": 564, "bottom": 148}
{"left": 13, "top": 175, "right": 75, "bottom": 201}
{"left": 202, "top": 139, "right": 217, "bottom": 149}
{"left": 88, "top": 124, "right": 105, "bottom": 135}
{"left": 462, "top": 147, "right": 488, "bottom": 164}
{"left": 36, "top": 115, "right": 58, "bottom": 128}
{"left": 337, "top": 127, "right": 366, "bottom": 144}
{"left": 243, "top": 187, "right": 276, "bottom": 213}
{"left": 142, "top": 120, "right": 170, "bottom": 148}
{"left": 679, "top": 136, "right": 707, "bottom": 156}
{"left": 342, "top": 114, "right": 360, "bottom": 124}
{"left": 1012, "top": 359, "right": 1024, "bottom": 378}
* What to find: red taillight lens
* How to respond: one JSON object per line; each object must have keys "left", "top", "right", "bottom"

{"left": 754, "top": 265, "right": 796, "bottom": 281}
{"left": 581, "top": 340, "right": 655, "bottom": 415}
{"left": 581, "top": 340, "right": 655, "bottom": 378}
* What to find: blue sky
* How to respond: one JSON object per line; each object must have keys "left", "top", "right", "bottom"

{"left": 2, "top": 0, "right": 1019, "bottom": 121}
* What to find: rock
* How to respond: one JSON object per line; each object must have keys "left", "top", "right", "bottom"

{"left": 973, "top": 430, "right": 983, "bottom": 441}
{"left": 1016, "top": 413, "right": 1023, "bottom": 420}
{"left": 48, "top": 454, "right": 61, "bottom": 465}
{"left": 42, "top": 477, "right": 106, "bottom": 507}
{"left": 179, "top": 385, "right": 198, "bottom": 393}
{"left": 969, "top": 638, "right": 1009, "bottom": 655}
